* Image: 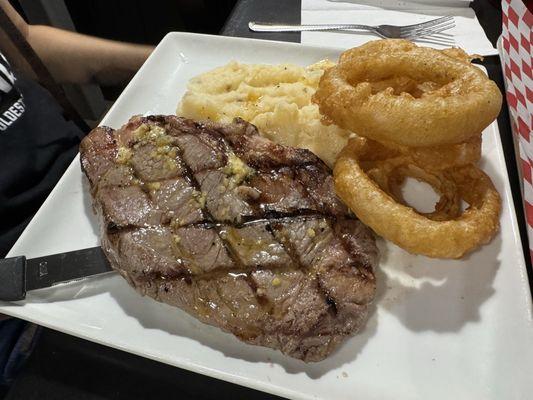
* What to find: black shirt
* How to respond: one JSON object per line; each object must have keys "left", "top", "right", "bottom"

{"left": 0, "top": 52, "right": 83, "bottom": 257}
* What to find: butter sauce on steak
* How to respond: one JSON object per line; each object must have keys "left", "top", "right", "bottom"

{"left": 80, "top": 116, "right": 377, "bottom": 362}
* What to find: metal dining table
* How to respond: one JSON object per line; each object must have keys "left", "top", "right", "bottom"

{"left": 3, "top": 1, "right": 530, "bottom": 399}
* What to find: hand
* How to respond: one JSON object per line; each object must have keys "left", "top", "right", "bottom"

{"left": 0, "top": 314, "right": 11, "bottom": 321}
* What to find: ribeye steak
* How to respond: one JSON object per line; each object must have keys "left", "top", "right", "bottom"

{"left": 80, "top": 115, "right": 378, "bottom": 362}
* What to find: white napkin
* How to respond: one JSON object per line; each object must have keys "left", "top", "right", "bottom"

{"left": 301, "top": 0, "right": 497, "bottom": 55}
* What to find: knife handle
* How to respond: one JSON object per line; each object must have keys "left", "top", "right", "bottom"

{"left": 0, "top": 256, "right": 27, "bottom": 301}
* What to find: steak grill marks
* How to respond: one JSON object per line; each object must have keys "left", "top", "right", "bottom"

{"left": 80, "top": 116, "right": 377, "bottom": 362}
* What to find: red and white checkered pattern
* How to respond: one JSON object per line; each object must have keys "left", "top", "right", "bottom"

{"left": 501, "top": 0, "right": 533, "bottom": 263}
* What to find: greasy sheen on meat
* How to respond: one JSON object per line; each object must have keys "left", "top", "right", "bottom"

{"left": 80, "top": 116, "right": 378, "bottom": 362}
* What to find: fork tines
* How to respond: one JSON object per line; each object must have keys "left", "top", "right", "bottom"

{"left": 400, "top": 15, "right": 453, "bottom": 32}
{"left": 401, "top": 16, "right": 455, "bottom": 42}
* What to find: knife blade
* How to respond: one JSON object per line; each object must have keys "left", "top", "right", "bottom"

{"left": 0, "top": 247, "right": 113, "bottom": 301}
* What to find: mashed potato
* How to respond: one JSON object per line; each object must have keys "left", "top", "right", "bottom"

{"left": 177, "top": 60, "right": 352, "bottom": 167}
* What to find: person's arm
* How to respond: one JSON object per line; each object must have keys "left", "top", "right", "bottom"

{"left": 0, "top": 0, "right": 153, "bottom": 85}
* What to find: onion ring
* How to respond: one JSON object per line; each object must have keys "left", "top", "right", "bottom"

{"left": 314, "top": 39, "right": 502, "bottom": 147}
{"left": 378, "top": 135, "right": 482, "bottom": 171}
{"left": 334, "top": 138, "right": 501, "bottom": 258}
{"left": 366, "top": 161, "right": 462, "bottom": 221}
{"left": 356, "top": 134, "right": 481, "bottom": 172}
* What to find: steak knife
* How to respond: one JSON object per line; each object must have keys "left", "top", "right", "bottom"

{"left": 0, "top": 247, "right": 113, "bottom": 301}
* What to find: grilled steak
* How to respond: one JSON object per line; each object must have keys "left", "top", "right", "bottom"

{"left": 80, "top": 116, "right": 378, "bottom": 362}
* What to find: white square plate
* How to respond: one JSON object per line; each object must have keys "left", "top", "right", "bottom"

{"left": 2, "top": 32, "right": 533, "bottom": 400}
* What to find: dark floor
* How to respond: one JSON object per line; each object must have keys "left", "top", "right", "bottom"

{"left": 2, "top": 328, "right": 280, "bottom": 400}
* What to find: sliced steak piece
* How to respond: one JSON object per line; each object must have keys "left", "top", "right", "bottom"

{"left": 173, "top": 225, "right": 235, "bottom": 274}
{"left": 80, "top": 126, "right": 118, "bottom": 186}
{"left": 222, "top": 223, "right": 293, "bottom": 268}
{"left": 173, "top": 131, "right": 228, "bottom": 172}
{"left": 249, "top": 168, "right": 316, "bottom": 214}
{"left": 80, "top": 115, "right": 378, "bottom": 362}
{"left": 149, "top": 178, "right": 204, "bottom": 226}
{"left": 105, "top": 226, "right": 187, "bottom": 287}
{"left": 195, "top": 169, "right": 257, "bottom": 223}
{"left": 129, "top": 143, "right": 184, "bottom": 182}
{"left": 96, "top": 185, "right": 165, "bottom": 228}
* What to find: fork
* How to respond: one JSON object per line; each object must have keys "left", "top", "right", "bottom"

{"left": 249, "top": 15, "right": 455, "bottom": 41}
